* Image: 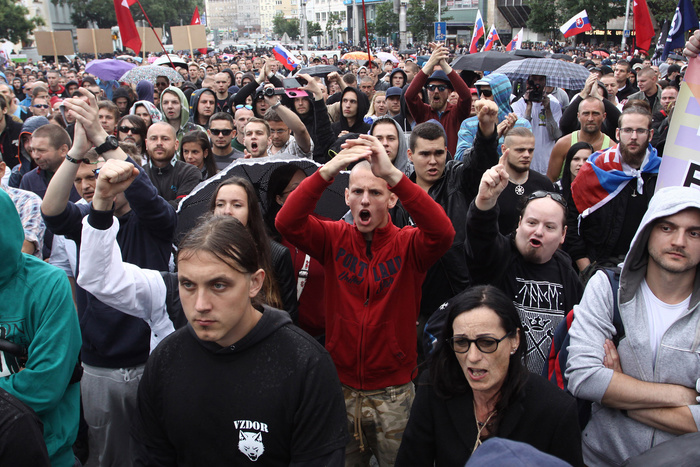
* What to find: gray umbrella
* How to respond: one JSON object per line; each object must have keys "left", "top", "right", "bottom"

{"left": 450, "top": 51, "right": 525, "bottom": 72}
{"left": 492, "top": 58, "right": 590, "bottom": 89}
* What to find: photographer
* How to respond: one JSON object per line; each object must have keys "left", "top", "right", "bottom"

{"left": 512, "top": 74, "right": 562, "bottom": 175}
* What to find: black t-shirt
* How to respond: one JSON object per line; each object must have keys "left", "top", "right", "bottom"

{"left": 497, "top": 170, "right": 555, "bottom": 235}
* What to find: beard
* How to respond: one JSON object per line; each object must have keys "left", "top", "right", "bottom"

{"left": 620, "top": 139, "right": 648, "bottom": 168}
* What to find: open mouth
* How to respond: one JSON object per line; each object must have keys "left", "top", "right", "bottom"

{"left": 358, "top": 209, "right": 371, "bottom": 224}
{"left": 250, "top": 142, "right": 258, "bottom": 151}
{"left": 529, "top": 238, "right": 542, "bottom": 247}
{"left": 468, "top": 368, "right": 487, "bottom": 379}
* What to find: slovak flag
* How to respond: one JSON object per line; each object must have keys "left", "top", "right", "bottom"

{"left": 560, "top": 10, "right": 592, "bottom": 38}
{"left": 481, "top": 25, "right": 500, "bottom": 52}
{"left": 506, "top": 27, "right": 523, "bottom": 51}
{"left": 469, "top": 11, "right": 485, "bottom": 54}
{"left": 273, "top": 45, "right": 301, "bottom": 71}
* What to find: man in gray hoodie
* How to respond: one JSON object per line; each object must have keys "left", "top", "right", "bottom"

{"left": 567, "top": 186, "right": 700, "bottom": 466}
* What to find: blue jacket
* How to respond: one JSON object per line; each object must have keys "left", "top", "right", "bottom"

{"left": 455, "top": 73, "right": 531, "bottom": 161}
{"left": 43, "top": 158, "right": 177, "bottom": 368}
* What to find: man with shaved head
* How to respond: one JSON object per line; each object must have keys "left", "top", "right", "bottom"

{"left": 276, "top": 134, "right": 454, "bottom": 465}
{"left": 626, "top": 67, "right": 662, "bottom": 113}
{"left": 143, "top": 122, "right": 201, "bottom": 209}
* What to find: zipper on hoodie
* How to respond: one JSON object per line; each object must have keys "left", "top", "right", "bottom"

{"left": 359, "top": 237, "right": 373, "bottom": 386}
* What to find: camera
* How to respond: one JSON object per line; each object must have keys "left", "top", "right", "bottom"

{"left": 527, "top": 80, "right": 544, "bottom": 103}
{"left": 263, "top": 87, "right": 286, "bottom": 97}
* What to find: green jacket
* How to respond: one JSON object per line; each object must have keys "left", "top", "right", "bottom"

{"left": 0, "top": 189, "right": 81, "bottom": 466}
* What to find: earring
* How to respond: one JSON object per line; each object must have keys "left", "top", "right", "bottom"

{"left": 510, "top": 349, "right": 516, "bottom": 355}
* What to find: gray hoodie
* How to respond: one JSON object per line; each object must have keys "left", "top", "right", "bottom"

{"left": 566, "top": 186, "right": 700, "bottom": 466}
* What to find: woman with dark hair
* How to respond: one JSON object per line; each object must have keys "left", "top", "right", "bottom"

{"left": 210, "top": 177, "right": 298, "bottom": 320}
{"left": 396, "top": 285, "right": 583, "bottom": 467}
{"left": 180, "top": 130, "right": 217, "bottom": 179}
{"left": 265, "top": 164, "right": 325, "bottom": 339}
{"left": 555, "top": 141, "right": 593, "bottom": 200}
{"left": 117, "top": 114, "right": 148, "bottom": 160}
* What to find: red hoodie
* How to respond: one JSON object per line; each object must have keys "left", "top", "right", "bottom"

{"left": 276, "top": 171, "right": 455, "bottom": 390}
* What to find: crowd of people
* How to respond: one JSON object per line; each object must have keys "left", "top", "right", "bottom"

{"left": 0, "top": 29, "right": 699, "bottom": 467}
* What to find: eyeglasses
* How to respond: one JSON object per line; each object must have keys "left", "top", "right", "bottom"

{"left": 480, "top": 89, "right": 493, "bottom": 98}
{"left": 619, "top": 127, "right": 650, "bottom": 136}
{"left": 118, "top": 126, "right": 137, "bottom": 134}
{"left": 526, "top": 190, "right": 568, "bottom": 208}
{"left": 33, "top": 104, "right": 49, "bottom": 109}
{"left": 447, "top": 332, "right": 514, "bottom": 354}
{"left": 235, "top": 105, "right": 253, "bottom": 110}
{"left": 210, "top": 128, "right": 233, "bottom": 136}
{"left": 426, "top": 84, "right": 448, "bottom": 92}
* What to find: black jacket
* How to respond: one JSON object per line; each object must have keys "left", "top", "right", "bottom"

{"left": 144, "top": 160, "right": 202, "bottom": 210}
{"left": 566, "top": 173, "right": 657, "bottom": 264}
{"left": 0, "top": 118, "right": 22, "bottom": 168}
{"left": 395, "top": 372, "right": 584, "bottom": 467}
{"left": 296, "top": 97, "right": 336, "bottom": 163}
{"left": 331, "top": 87, "right": 371, "bottom": 137}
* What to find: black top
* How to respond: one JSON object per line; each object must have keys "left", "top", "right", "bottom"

{"left": 395, "top": 372, "right": 584, "bottom": 467}
{"left": 0, "top": 388, "right": 50, "bottom": 466}
{"left": 497, "top": 170, "right": 554, "bottom": 235}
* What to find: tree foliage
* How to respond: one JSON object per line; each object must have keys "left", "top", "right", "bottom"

{"left": 308, "top": 21, "right": 323, "bottom": 37}
{"left": 54, "top": 0, "right": 203, "bottom": 29}
{"left": 0, "top": 0, "right": 44, "bottom": 45}
{"left": 374, "top": 1, "right": 399, "bottom": 38}
{"left": 406, "top": 0, "right": 451, "bottom": 44}
{"left": 527, "top": 0, "right": 561, "bottom": 37}
{"left": 325, "top": 12, "right": 342, "bottom": 36}
{"left": 273, "top": 13, "right": 300, "bottom": 40}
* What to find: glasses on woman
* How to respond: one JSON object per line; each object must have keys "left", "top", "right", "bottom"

{"left": 447, "top": 332, "right": 513, "bottom": 354}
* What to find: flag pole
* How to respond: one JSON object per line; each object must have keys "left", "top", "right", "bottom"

{"left": 360, "top": 0, "right": 372, "bottom": 69}
{"left": 621, "top": 0, "right": 631, "bottom": 52}
{"left": 131, "top": 0, "right": 175, "bottom": 68}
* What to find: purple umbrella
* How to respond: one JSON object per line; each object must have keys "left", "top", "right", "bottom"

{"left": 85, "top": 59, "right": 137, "bottom": 81}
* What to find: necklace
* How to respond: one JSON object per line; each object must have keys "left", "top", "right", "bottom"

{"left": 472, "top": 402, "right": 497, "bottom": 453}
{"left": 509, "top": 178, "right": 526, "bottom": 196}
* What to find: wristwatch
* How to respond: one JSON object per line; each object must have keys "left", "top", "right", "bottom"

{"left": 95, "top": 135, "right": 119, "bottom": 155}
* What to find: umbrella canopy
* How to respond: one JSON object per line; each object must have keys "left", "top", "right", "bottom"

{"left": 416, "top": 55, "right": 432, "bottom": 66}
{"left": 297, "top": 65, "right": 339, "bottom": 77}
{"left": 375, "top": 52, "right": 399, "bottom": 63}
{"left": 492, "top": 58, "right": 590, "bottom": 89}
{"left": 153, "top": 54, "right": 188, "bottom": 68}
{"left": 513, "top": 49, "right": 547, "bottom": 58}
{"left": 85, "top": 59, "right": 136, "bottom": 81}
{"left": 450, "top": 51, "right": 525, "bottom": 72}
{"left": 593, "top": 50, "right": 610, "bottom": 58}
{"left": 119, "top": 65, "right": 184, "bottom": 85}
{"left": 342, "top": 51, "right": 370, "bottom": 61}
{"left": 550, "top": 53, "right": 573, "bottom": 62}
{"left": 399, "top": 49, "right": 416, "bottom": 55}
{"left": 175, "top": 158, "right": 350, "bottom": 241}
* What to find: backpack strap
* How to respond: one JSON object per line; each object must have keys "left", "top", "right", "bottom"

{"left": 602, "top": 267, "right": 625, "bottom": 345}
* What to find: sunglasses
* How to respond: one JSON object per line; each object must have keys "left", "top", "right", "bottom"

{"left": 210, "top": 128, "right": 233, "bottom": 136}
{"left": 236, "top": 105, "right": 253, "bottom": 110}
{"left": 480, "top": 89, "right": 493, "bottom": 97}
{"left": 426, "top": 84, "right": 448, "bottom": 92}
{"left": 33, "top": 104, "right": 49, "bottom": 109}
{"left": 526, "top": 190, "right": 567, "bottom": 208}
{"left": 118, "top": 126, "right": 137, "bottom": 134}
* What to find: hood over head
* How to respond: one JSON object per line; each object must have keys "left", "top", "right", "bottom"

{"left": 130, "top": 100, "right": 163, "bottom": 123}
{"left": 369, "top": 116, "right": 410, "bottom": 175}
{"left": 159, "top": 85, "right": 190, "bottom": 129}
{"left": 338, "top": 86, "right": 370, "bottom": 133}
{"left": 112, "top": 86, "right": 134, "bottom": 112}
{"left": 621, "top": 186, "right": 700, "bottom": 306}
{"left": 477, "top": 73, "right": 514, "bottom": 121}
{"left": 0, "top": 190, "right": 24, "bottom": 287}
{"left": 136, "top": 80, "right": 154, "bottom": 103}
{"left": 189, "top": 87, "right": 217, "bottom": 123}
{"left": 389, "top": 68, "right": 408, "bottom": 87}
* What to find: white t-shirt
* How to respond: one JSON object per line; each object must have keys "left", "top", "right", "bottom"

{"left": 641, "top": 279, "right": 690, "bottom": 367}
{"left": 511, "top": 97, "right": 562, "bottom": 175}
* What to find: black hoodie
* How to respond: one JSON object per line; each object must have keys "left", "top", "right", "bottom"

{"left": 132, "top": 306, "right": 348, "bottom": 465}
{"left": 331, "top": 87, "right": 371, "bottom": 137}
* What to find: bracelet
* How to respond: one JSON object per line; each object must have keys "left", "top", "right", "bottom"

{"left": 271, "top": 101, "right": 281, "bottom": 109}
{"left": 65, "top": 153, "right": 89, "bottom": 164}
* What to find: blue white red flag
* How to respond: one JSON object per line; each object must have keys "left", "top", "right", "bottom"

{"left": 571, "top": 144, "right": 660, "bottom": 219}
{"left": 273, "top": 45, "right": 301, "bottom": 71}
{"left": 469, "top": 11, "right": 485, "bottom": 54}
{"left": 506, "top": 28, "right": 523, "bottom": 51}
{"left": 560, "top": 10, "right": 592, "bottom": 38}
{"left": 481, "top": 25, "right": 500, "bottom": 52}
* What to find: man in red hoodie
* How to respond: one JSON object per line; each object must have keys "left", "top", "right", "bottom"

{"left": 276, "top": 135, "right": 455, "bottom": 466}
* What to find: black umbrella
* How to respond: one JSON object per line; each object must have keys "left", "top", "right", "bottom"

{"left": 176, "top": 158, "right": 350, "bottom": 241}
{"left": 450, "top": 51, "right": 525, "bottom": 72}
{"left": 550, "top": 53, "right": 574, "bottom": 62}
{"left": 296, "top": 65, "right": 340, "bottom": 77}
{"left": 399, "top": 49, "right": 417, "bottom": 55}
{"left": 669, "top": 53, "right": 687, "bottom": 61}
{"left": 513, "top": 49, "right": 547, "bottom": 58}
